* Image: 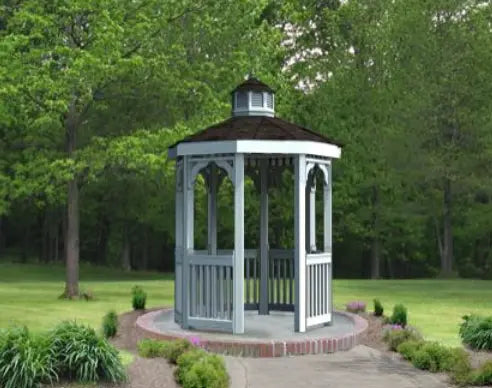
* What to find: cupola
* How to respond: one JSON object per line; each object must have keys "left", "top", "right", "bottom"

{"left": 231, "top": 76, "right": 275, "bottom": 117}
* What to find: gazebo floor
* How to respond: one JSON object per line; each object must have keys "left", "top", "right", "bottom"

{"left": 136, "top": 309, "right": 368, "bottom": 357}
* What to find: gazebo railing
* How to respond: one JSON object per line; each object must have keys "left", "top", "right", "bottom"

{"left": 189, "top": 248, "right": 296, "bottom": 320}
{"left": 268, "top": 249, "right": 295, "bottom": 311}
{"left": 244, "top": 249, "right": 259, "bottom": 310}
{"left": 187, "top": 252, "right": 234, "bottom": 331}
{"left": 305, "top": 252, "right": 332, "bottom": 327}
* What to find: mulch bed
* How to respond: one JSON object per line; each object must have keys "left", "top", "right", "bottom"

{"left": 55, "top": 309, "right": 491, "bottom": 387}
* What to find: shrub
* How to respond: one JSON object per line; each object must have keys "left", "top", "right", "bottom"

{"left": 383, "top": 326, "right": 421, "bottom": 351}
{"left": 373, "top": 299, "right": 384, "bottom": 317}
{"left": 102, "top": 311, "right": 118, "bottom": 338}
{"left": 166, "top": 338, "right": 193, "bottom": 364}
{"left": 176, "top": 349, "right": 229, "bottom": 388}
{"left": 470, "top": 360, "right": 492, "bottom": 386}
{"left": 138, "top": 339, "right": 169, "bottom": 358}
{"left": 346, "top": 301, "right": 366, "bottom": 313}
{"left": 0, "top": 327, "right": 57, "bottom": 388}
{"left": 132, "top": 285, "right": 147, "bottom": 310}
{"left": 49, "top": 321, "right": 126, "bottom": 383}
{"left": 397, "top": 340, "right": 423, "bottom": 360}
{"left": 411, "top": 342, "right": 454, "bottom": 372}
{"left": 390, "top": 304, "right": 408, "bottom": 327}
{"left": 459, "top": 315, "right": 492, "bottom": 350}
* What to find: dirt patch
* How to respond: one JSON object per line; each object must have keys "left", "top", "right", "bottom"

{"left": 358, "top": 312, "right": 388, "bottom": 352}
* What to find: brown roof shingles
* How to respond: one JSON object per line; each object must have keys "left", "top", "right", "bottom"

{"left": 169, "top": 116, "right": 342, "bottom": 149}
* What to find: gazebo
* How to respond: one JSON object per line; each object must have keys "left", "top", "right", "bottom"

{"left": 168, "top": 77, "right": 342, "bottom": 334}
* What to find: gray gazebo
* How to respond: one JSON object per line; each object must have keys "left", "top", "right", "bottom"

{"left": 168, "top": 77, "right": 342, "bottom": 334}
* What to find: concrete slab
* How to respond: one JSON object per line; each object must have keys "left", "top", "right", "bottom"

{"left": 152, "top": 310, "right": 355, "bottom": 341}
{"left": 225, "top": 345, "right": 450, "bottom": 388}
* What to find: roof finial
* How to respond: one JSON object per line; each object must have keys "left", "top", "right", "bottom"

{"left": 247, "top": 70, "right": 255, "bottom": 80}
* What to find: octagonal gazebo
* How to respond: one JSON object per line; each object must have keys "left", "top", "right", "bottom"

{"left": 168, "top": 77, "right": 342, "bottom": 334}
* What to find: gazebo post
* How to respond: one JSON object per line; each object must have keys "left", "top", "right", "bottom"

{"left": 294, "top": 154, "right": 307, "bottom": 333}
{"left": 207, "top": 164, "right": 218, "bottom": 255}
{"left": 259, "top": 159, "right": 269, "bottom": 315}
{"left": 324, "top": 162, "right": 333, "bottom": 323}
{"left": 182, "top": 155, "right": 194, "bottom": 329}
{"left": 309, "top": 181, "right": 316, "bottom": 252}
{"left": 233, "top": 153, "right": 245, "bottom": 333}
{"left": 174, "top": 159, "right": 183, "bottom": 324}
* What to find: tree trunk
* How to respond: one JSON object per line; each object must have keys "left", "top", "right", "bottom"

{"left": 64, "top": 102, "right": 80, "bottom": 298}
{"left": 65, "top": 179, "right": 80, "bottom": 297}
{"left": 121, "top": 230, "right": 131, "bottom": 271}
{"left": 142, "top": 227, "right": 149, "bottom": 270}
{"left": 370, "top": 186, "right": 381, "bottom": 279}
{"left": 440, "top": 179, "right": 453, "bottom": 276}
{"left": 0, "top": 216, "right": 4, "bottom": 255}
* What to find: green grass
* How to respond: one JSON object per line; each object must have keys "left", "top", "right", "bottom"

{"left": 0, "top": 262, "right": 491, "bottom": 346}
{"left": 0, "top": 261, "right": 174, "bottom": 333}
{"left": 334, "top": 279, "right": 492, "bottom": 346}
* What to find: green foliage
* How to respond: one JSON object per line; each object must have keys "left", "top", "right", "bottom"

{"left": 383, "top": 327, "right": 421, "bottom": 351}
{"left": 138, "top": 338, "right": 192, "bottom": 364}
{"left": 373, "top": 299, "right": 384, "bottom": 317}
{"left": 396, "top": 340, "right": 423, "bottom": 360}
{"left": 102, "top": 310, "right": 118, "bottom": 338}
{"left": 0, "top": 327, "right": 57, "bottom": 388}
{"left": 165, "top": 339, "right": 193, "bottom": 364}
{"left": 459, "top": 315, "right": 492, "bottom": 350}
{"left": 470, "top": 361, "right": 492, "bottom": 386}
{"left": 49, "top": 321, "right": 126, "bottom": 383}
{"left": 395, "top": 338, "right": 473, "bottom": 384}
{"left": 175, "top": 349, "right": 229, "bottom": 388}
{"left": 138, "top": 338, "right": 169, "bottom": 358}
{"left": 131, "top": 285, "right": 147, "bottom": 310}
{"left": 410, "top": 342, "right": 456, "bottom": 372}
{"left": 390, "top": 304, "right": 408, "bottom": 327}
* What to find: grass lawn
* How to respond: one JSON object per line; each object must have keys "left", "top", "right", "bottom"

{"left": 0, "top": 261, "right": 491, "bottom": 346}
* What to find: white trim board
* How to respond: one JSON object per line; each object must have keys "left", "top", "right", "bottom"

{"left": 168, "top": 140, "right": 342, "bottom": 159}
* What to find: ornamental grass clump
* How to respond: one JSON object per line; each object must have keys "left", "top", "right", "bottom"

{"left": 102, "top": 310, "right": 118, "bottom": 338}
{"left": 346, "top": 301, "right": 366, "bottom": 313}
{"left": 470, "top": 360, "right": 492, "bottom": 386}
{"left": 459, "top": 315, "right": 492, "bottom": 350}
{"left": 131, "top": 285, "right": 147, "bottom": 310}
{"left": 49, "top": 321, "right": 126, "bottom": 383}
{"left": 0, "top": 327, "right": 57, "bottom": 388}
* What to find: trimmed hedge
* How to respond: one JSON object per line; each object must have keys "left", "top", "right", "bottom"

{"left": 373, "top": 299, "right": 384, "bottom": 317}
{"left": 176, "top": 349, "right": 229, "bottom": 388}
{"left": 139, "top": 339, "right": 229, "bottom": 387}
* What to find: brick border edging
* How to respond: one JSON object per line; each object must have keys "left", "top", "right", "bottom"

{"left": 135, "top": 309, "right": 368, "bottom": 358}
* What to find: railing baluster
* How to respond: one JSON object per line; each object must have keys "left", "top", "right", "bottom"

{"left": 282, "top": 259, "right": 287, "bottom": 305}
{"left": 289, "top": 258, "right": 293, "bottom": 305}
{"left": 199, "top": 265, "right": 204, "bottom": 317}
{"left": 275, "top": 259, "right": 280, "bottom": 304}
{"left": 253, "top": 257, "right": 258, "bottom": 304}
{"left": 246, "top": 257, "right": 250, "bottom": 304}
{"left": 190, "top": 265, "right": 196, "bottom": 316}
{"left": 205, "top": 265, "right": 211, "bottom": 318}
{"left": 220, "top": 266, "right": 224, "bottom": 319}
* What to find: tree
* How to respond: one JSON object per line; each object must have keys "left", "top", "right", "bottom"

{"left": 0, "top": 0, "right": 287, "bottom": 292}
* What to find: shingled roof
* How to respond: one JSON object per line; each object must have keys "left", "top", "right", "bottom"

{"left": 231, "top": 77, "right": 274, "bottom": 94}
{"left": 169, "top": 116, "right": 342, "bottom": 148}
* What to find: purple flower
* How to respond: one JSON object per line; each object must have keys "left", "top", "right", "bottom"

{"left": 188, "top": 336, "right": 201, "bottom": 347}
{"left": 346, "top": 301, "right": 366, "bottom": 313}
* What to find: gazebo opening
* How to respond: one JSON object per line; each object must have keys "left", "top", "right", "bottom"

{"left": 168, "top": 76, "right": 342, "bottom": 334}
